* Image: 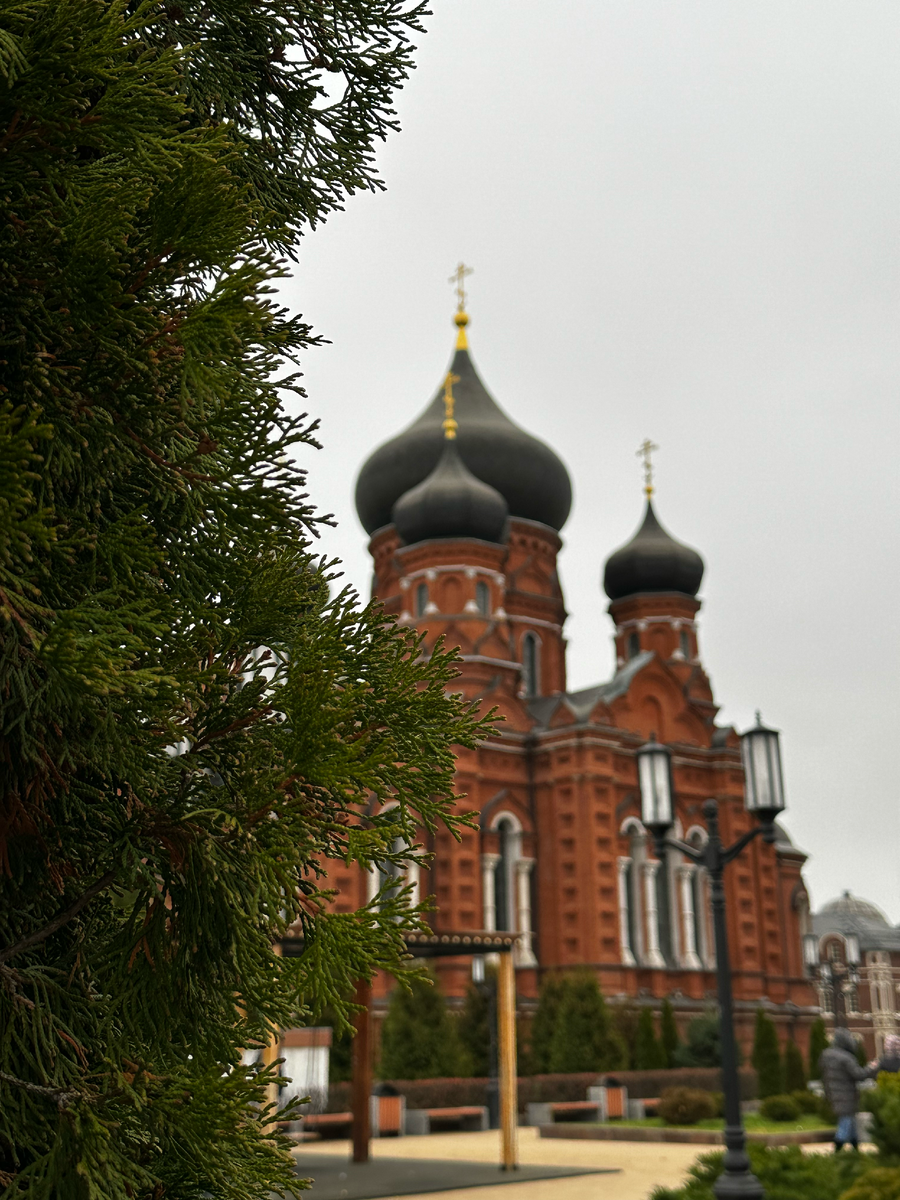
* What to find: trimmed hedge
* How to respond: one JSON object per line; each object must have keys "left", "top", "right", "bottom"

{"left": 598, "top": 1067, "right": 757, "bottom": 1100}
{"left": 323, "top": 1067, "right": 757, "bottom": 1112}
{"left": 323, "top": 1072, "right": 598, "bottom": 1113}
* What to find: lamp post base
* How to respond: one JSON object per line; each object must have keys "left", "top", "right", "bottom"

{"left": 712, "top": 1127, "right": 764, "bottom": 1200}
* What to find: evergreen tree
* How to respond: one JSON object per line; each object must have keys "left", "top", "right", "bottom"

{"left": 379, "top": 972, "right": 466, "bottom": 1080}
{"left": 458, "top": 969, "right": 496, "bottom": 1078}
{"left": 752, "top": 1010, "right": 784, "bottom": 1099}
{"left": 854, "top": 1036, "right": 868, "bottom": 1067}
{"left": 784, "top": 1037, "right": 807, "bottom": 1093}
{"left": 661, "top": 998, "right": 681, "bottom": 1069}
{"left": 612, "top": 1002, "right": 642, "bottom": 1070}
{"left": 0, "top": 2, "right": 498, "bottom": 1194}
{"left": 547, "top": 972, "right": 626, "bottom": 1074}
{"left": 673, "top": 1014, "right": 723, "bottom": 1068}
{"left": 808, "top": 1017, "right": 829, "bottom": 1080}
{"left": 635, "top": 1008, "right": 666, "bottom": 1070}
{"left": 529, "top": 973, "right": 569, "bottom": 1074}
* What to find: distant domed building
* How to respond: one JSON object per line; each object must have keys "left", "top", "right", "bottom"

{"left": 333, "top": 288, "right": 817, "bottom": 1052}
{"left": 812, "top": 891, "right": 900, "bottom": 1056}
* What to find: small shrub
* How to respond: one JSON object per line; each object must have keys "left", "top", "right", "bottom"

{"left": 658, "top": 1086, "right": 717, "bottom": 1126}
{"left": 672, "top": 1014, "right": 723, "bottom": 1068}
{"left": 839, "top": 1167, "right": 900, "bottom": 1200}
{"left": 791, "top": 1089, "right": 821, "bottom": 1115}
{"left": 649, "top": 1144, "right": 870, "bottom": 1200}
{"left": 785, "top": 1038, "right": 807, "bottom": 1092}
{"left": 760, "top": 1093, "right": 801, "bottom": 1122}
{"left": 752, "top": 1009, "right": 784, "bottom": 1099}
{"left": 864, "top": 1071, "right": 900, "bottom": 1158}
{"left": 809, "top": 1017, "right": 829, "bottom": 1080}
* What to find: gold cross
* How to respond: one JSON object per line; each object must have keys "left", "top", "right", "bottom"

{"left": 448, "top": 262, "right": 473, "bottom": 313}
{"left": 443, "top": 371, "right": 460, "bottom": 439}
{"left": 636, "top": 438, "right": 659, "bottom": 498}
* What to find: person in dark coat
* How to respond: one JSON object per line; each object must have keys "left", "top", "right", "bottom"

{"left": 819, "top": 1027, "right": 878, "bottom": 1151}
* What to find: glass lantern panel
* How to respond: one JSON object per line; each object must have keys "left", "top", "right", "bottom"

{"left": 743, "top": 730, "right": 785, "bottom": 812}
{"left": 639, "top": 749, "right": 672, "bottom": 827}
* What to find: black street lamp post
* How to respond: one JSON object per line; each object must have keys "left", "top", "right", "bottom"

{"left": 803, "top": 932, "right": 860, "bottom": 1030}
{"left": 638, "top": 716, "right": 787, "bottom": 1200}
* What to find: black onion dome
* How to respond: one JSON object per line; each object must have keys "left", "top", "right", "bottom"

{"left": 603, "top": 500, "right": 704, "bottom": 600}
{"left": 392, "top": 439, "right": 508, "bottom": 546}
{"left": 355, "top": 340, "right": 572, "bottom": 534}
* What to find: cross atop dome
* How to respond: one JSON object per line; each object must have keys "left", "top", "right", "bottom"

{"left": 448, "top": 262, "right": 473, "bottom": 349}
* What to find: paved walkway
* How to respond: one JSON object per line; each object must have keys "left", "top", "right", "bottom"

{"left": 293, "top": 1128, "right": 706, "bottom": 1200}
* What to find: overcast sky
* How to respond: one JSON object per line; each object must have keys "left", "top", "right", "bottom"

{"left": 279, "top": 2, "right": 900, "bottom": 922}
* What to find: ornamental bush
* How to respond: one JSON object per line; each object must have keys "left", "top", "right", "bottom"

{"left": 379, "top": 972, "right": 468, "bottom": 1081}
{"left": 649, "top": 1144, "right": 872, "bottom": 1200}
{"left": 657, "top": 1087, "right": 717, "bottom": 1126}
{"left": 838, "top": 1167, "right": 900, "bottom": 1200}
{"left": 864, "top": 1071, "right": 900, "bottom": 1158}
{"left": 661, "top": 998, "right": 681, "bottom": 1068}
{"left": 673, "top": 1014, "right": 723, "bottom": 1068}
{"left": 785, "top": 1037, "right": 808, "bottom": 1092}
{"left": 760, "top": 1093, "right": 801, "bottom": 1122}
{"left": 752, "top": 1009, "right": 784, "bottom": 1098}
{"left": 542, "top": 971, "right": 626, "bottom": 1074}
{"left": 791, "top": 1088, "right": 822, "bottom": 1115}
{"left": 810, "top": 1017, "right": 830, "bottom": 1079}
{"left": 635, "top": 1007, "right": 666, "bottom": 1070}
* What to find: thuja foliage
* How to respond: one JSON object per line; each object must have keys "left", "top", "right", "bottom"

{"left": 457, "top": 968, "right": 496, "bottom": 1079}
{"left": 0, "top": 1, "right": 503, "bottom": 1195}
{"left": 809, "top": 1017, "right": 829, "bottom": 1080}
{"left": 673, "top": 1014, "right": 723, "bottom": 1068}
{"left": 634, "top": 1007, "right": 665, "bottom": 1071}
{"left": 752, "top": 1009, "right": 784, "bottom": 1099}
{"left": 528, "top": 973, "right": 567, "bottom": 1074}
{"left": 544, "top": 971, "right": 625, "bottom": 1074}
{"left": 784, "top": 1037, "right": 807, "bottom": 1093}
{"left": 379, "top": 972, "right": 467, "bottom": 1081}
{"left": 649, "top": 1145, "right": 874, "bottom": 1200}
{"left": 661, "top": 998, "right": 680, "bottom": 1069}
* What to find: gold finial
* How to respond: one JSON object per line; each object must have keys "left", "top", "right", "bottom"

{"left": 449, "top": 261, "right": 473, "bottom": 349}
{"left": 443, "top": 371, "right": 460, "bottom": 439}
{"left": 636, "top": 438, "right": 659, "bottom": 498}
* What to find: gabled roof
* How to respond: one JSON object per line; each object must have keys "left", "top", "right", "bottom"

{"left": 527, "top": 651, "right": 654, "bottom": 730}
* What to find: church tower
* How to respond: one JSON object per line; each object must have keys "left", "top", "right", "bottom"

{"left": 355, "top": 271, "right": 572, "bottom": 710}
{"left": 346, "top": 275, "right": 816, "bottom": 1049}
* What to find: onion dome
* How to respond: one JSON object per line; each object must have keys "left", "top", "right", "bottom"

{"left": 603, "top": 500, "right": 704, "bottom": 601}
{"left": 391, "top": 370, "right": 508, "bottom": 546}
{"left": 355, "top": 310, "right": 572, "bottom": 535}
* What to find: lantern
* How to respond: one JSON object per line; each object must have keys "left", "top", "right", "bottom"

{"left": 637, "top": 740, "right": 674, "bottom": 832}
{"left": 741, "top": 713, "right": 785, "bottom": 817}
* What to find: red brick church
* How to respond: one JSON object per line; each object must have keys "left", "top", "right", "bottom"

{"left": 338, "top": 294, "right": 817, "bottom": 1048}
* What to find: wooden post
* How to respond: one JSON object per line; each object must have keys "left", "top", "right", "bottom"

{"left": 351, "top": 978, "right": 372, "bottom": 1163}
{"left": 260, "top": 942, "right": 283, "bottom": 1133}
{"left": 497, "top": 951, "right": 518, "bottom": 1170}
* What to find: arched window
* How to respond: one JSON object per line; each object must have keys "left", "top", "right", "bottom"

{"left": 415, "top": 582, "right": 428, "bottom": 616}
{"left": 521, "top": 633, "right": 539, "bottom": 697}
{"left": 680, "top": 630, "right": 690, "bottom": 659}
{"left": 494, "top": 818, "right": 516, "bottom": 931}
{"left": 627, "top": 631, "right": 640, "bottom": 660}
{"left": 475, "top": 580, "right": 490, "bottom": 615}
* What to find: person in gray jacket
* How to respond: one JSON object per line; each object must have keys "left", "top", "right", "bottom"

{"left": 819, "top": 1028, "right": 878, "bottom": 1151}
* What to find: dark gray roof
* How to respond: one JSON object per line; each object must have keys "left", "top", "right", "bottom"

{"left": 392, "top": 439, "right": 508, "bottom": 546}
{"left": 355, "top": 342, "right": 572, "bottom": 535}
{"left": 527, "top": 651, "right": 654, "bottom": 729}
{"left": 604, "top": 500, "right": 704, "bottom": 601}
{"left": 813, "top": 891, "right": 900, "bottom": 952}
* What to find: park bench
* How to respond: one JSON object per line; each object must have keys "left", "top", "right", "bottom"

{"left": 300, "top": 1111, "right": 352, "bottom": 1139}
{"left": 525, "top": 1100, "right": 600, "bottom": 1126}
{"left": 404, "top": 1105, "right": 489, "bottom": 1135}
